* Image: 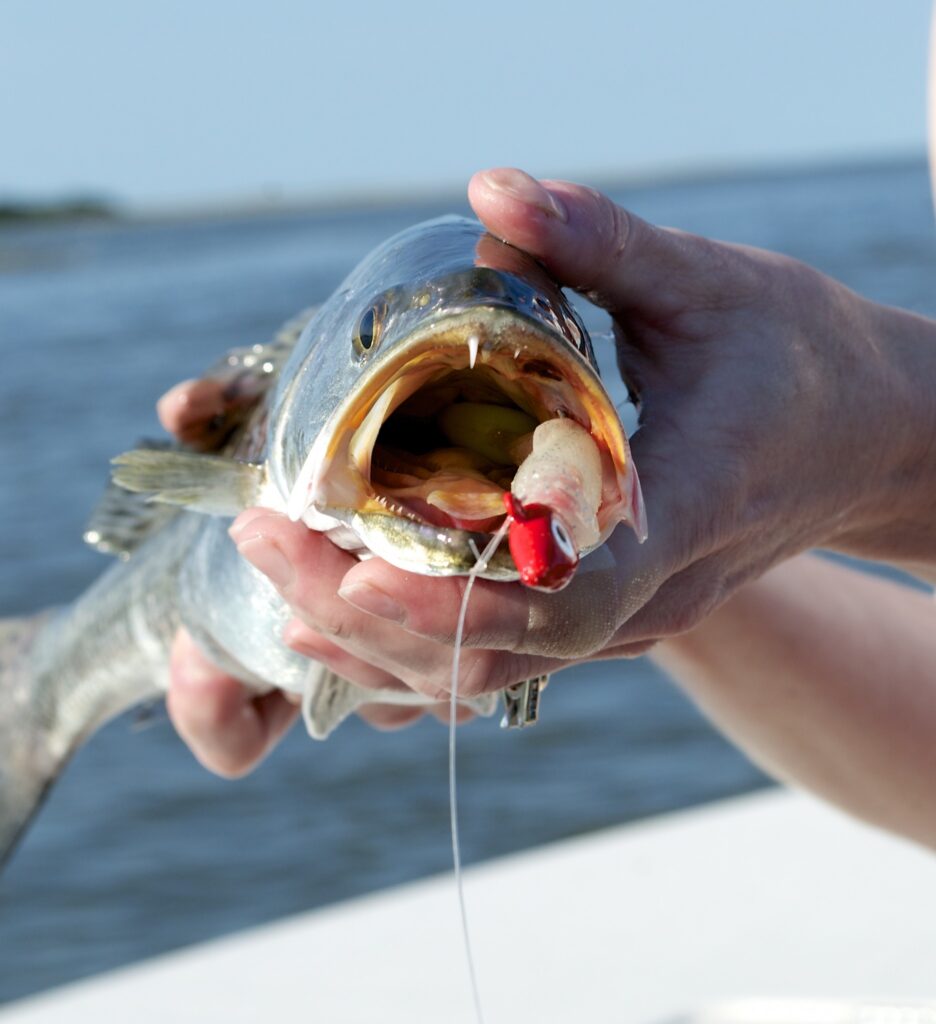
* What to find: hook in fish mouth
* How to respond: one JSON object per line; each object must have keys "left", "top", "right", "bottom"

{"left": 285, "top": 308, "right": 636, "bottom": 578}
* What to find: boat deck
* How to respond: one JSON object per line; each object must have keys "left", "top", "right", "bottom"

{"left": 3, "top": 788, "right": 935, "bottom": 1023}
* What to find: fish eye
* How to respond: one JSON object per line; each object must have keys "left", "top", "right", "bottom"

{"left": 551, "top": 518, "right": 576, "bottom": 561}
{"left": 354, "top": 301, "right": 386, "bottom": 355}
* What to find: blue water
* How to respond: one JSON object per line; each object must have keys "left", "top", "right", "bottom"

{"left": 1, "top": 159, "right": 934, "bottom": 1004}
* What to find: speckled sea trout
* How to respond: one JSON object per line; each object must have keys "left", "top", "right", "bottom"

{"left": 0, "top": 216, "right": 645, "bottom": 868}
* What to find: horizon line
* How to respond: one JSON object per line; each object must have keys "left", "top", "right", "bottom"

{"left": 1, "top": 149, "right": 926, "bottom": 227}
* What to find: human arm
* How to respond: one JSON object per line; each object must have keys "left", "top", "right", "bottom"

{"left": 326, "top": 168, "right": 936, "bottom": 676}
{"left": 164, "top": 168, "right": 936, "bottom": 774}
{"left": 651, "top": 553, "right": 936, "bottom": 849}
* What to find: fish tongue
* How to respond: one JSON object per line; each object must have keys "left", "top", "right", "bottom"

{"left": 425, "top": 476, "right": 505, "bottom": 521}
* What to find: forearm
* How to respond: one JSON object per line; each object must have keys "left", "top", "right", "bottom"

{"left": 650, "top": 553, "right": 936, "bottom": 847}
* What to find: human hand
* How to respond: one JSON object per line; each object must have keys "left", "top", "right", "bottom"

{"left": 163, "top": 167, "right": 936, "bottom": 733}
{"left": 314, "top": 167, "right": 933, "bottom": 691}
{"left": 156, "top": 380, "right": 461, "bottom": 778}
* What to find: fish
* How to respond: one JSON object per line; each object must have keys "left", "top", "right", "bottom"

{"left": 0, "top": 216, "right": 646, "bottom": 869}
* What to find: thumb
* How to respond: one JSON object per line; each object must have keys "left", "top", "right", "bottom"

{"left": 468, "top": 167, "right": 719, "bottom": 318}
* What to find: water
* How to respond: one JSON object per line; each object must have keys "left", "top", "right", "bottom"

{"left": 1, "top": 158, "right": 933, "bottom": 1005}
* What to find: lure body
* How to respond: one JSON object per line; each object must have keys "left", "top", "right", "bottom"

{"left": 505, "top": 417, "right": 606, "bottom": 592}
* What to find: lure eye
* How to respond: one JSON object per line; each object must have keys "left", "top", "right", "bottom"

{"left": 551, "top": 517, "right": 576, "bottom": 562}
{"left": 354, "top": 301, "right": 386, "bottom": 355}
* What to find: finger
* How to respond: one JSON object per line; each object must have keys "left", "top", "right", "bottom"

{"left": 600, "top": 639, "right": 660, "bottom": 660}
{"left": 230, "top": 510, "right": 557, "bottom": 696}
{"left": 167, "top": 628, "right": 299, "bottom": 778}
{"left": 282, "top": 618, "right": 411, "bottom": 692}
{"left": 157, "top": 379, "right": 228, "bottom": 448}
{"left": 337, "top": 524, "right": 669, "bottom": 661}
{"left": 286, "top": 607, "right": 562, "bottom": 701}
{"left": 354, "top": 703, "right": 474, "bottom": 730}
{"left": 285, "top": 624, "right": 478, "bottom": 727}
{"left": 428, "top": 703, "right": 477, "bottom": 725}
{"left": 355, "top": 704, "right": 427, "bottom": 731}
{"left": 230, "top": 510, "right": 440, "bottom": 681}
{"left": 468, "top": 168, "right": 757, "bottom": 320}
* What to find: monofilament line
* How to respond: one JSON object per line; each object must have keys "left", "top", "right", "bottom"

{"left": 450, "top": 519, "right": 509, "bottom": 1024}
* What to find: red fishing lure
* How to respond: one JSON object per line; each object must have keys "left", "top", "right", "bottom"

{"left": 503, "top": 492, "right": 579, "bottom": 592}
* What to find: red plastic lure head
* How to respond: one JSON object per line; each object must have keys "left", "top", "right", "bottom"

{"left": 503, "top": 493, "right": 579, "bottom": 592}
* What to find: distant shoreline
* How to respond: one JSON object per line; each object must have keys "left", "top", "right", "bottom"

{"left": 1, "top": 152, "right": 925, "bottom": 230}
{"left": 127, "top": 151, "right": 931, "bottom": 225}
{"left": 0, "top": 198, "right": 119, "bottom": 227}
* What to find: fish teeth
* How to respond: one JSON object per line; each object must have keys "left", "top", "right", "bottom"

{"left": 373, "top": 493, "right": 415, "bottom": 519}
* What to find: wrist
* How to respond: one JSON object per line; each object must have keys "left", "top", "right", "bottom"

{"left": 826, "top": 300, "right": 936, "bottom": 578}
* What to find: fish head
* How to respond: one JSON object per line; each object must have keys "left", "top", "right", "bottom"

{"left": 267, "top": 216, "right": 644, "bottom": 580}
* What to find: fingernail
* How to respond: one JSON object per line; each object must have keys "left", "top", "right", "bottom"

{"left": 237, "top": 536, "right": 294, "bottom": 589}
{"left": 479, "top": 168, "right": 568, "bottom": 222}
{"left": 228, "top": 508, "right": 277, "bottom": 542}
{"left": 338, "top": 582, "right": 406, "bottom": 624}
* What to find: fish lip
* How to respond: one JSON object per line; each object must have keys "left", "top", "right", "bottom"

{"left": 287, "top": 307, "right": 634, "bottom": 577}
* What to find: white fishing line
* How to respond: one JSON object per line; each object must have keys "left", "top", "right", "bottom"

{"left": 450, "top": 519, "right": 509, "bottom": 1024}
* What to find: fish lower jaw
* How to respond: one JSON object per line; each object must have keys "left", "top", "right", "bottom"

{"left": 351, "top": 511, "right": 519, "bottom": 580}
{"left": 300, "top": 489, "right": 427, "bottom": 533}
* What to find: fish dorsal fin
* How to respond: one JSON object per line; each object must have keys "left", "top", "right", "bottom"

{"left": 203, "top": 307, "right": 318, "bottom": 383}
{"left": 179, "top": 307, "right": 320, "bottom": 454}
{"left": 85, "top": 310, "right": 317, "bottom": 557}
{"left": 273, "top": 306, "right": 319, "bottom": 348}
{"left": 85, "top": 441, "right": 181, "bottom": 558}
{"left": 111, "top": 448, "right": 264, "bottom": 516}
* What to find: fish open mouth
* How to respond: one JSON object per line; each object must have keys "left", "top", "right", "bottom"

{"left": 287, "top": 310, "right": 638, "bottom": 577}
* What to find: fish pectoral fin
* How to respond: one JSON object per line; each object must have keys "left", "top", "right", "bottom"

{"left": 302, "top": 668, "right": 366, "bottom": 740}
{"left": 86, "top": 441, "right": 181, "bottom": 557}
{"left": 111, "top": 449, "right": 264, "bottom": 517}
{"left": 84, "top": 480, "right": 179, "bottom": 557}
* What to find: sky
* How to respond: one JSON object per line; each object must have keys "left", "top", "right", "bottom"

{"left": 1, "top": 0, "right": 932, "bottom": 210}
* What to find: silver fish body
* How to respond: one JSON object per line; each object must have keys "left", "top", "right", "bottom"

{"left": 0, "top": 216, "right": 644, "bottom": 869}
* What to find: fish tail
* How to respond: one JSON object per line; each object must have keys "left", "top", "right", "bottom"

{"left": 0, "top": 612, "right": 64, "bottom": 870}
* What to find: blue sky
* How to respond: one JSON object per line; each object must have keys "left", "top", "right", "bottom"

{"left": 1, "top": 0, "right": 931, "bottom": 209}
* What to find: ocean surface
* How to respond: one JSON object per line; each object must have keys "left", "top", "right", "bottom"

{"left": 1, "top": 159, "right": 934, "bottom": 1005}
